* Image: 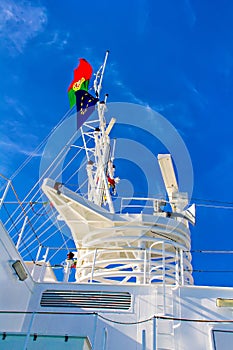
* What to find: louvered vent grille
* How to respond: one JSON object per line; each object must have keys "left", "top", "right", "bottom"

{"left": 40, "top": 290, "right": 131, "bottom": 310}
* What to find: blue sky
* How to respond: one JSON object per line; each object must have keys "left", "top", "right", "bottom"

{"left": 0, "top": 0, "right": 233, "bottom": 286}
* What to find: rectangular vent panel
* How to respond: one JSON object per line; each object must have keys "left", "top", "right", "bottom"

{"left": 40, "top": 290, "right": 131, "bottom": 310}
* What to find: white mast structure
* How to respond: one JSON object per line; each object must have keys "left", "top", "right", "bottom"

{"left": 81, "top": 50, "right": 116, "bottom": 213}
{"left": 3, "top": 52, "right": 233, "bottom": 350}
{"left": 42, "top": 51, "right": 195, "bottom": 286}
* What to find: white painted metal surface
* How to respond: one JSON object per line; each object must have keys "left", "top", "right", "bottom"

{"left": 1, "top": 53, "right": 233, "bottom": 350}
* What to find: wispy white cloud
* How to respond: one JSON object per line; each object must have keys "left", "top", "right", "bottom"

{"left": 108, "top": 63, "right": 177, "bottom": 117}
{"left": 0, "top": 136, "right": 42, "bottom": 157}
{"left": 42, "top": 30, "right": 70, "bottom": 50}
{"left": 151, "top": 103, "right": 175, "bottom": 113}
{"left": 0, "top": 0, "right": 47, "bottom": 54}
{"left": 4, "top": 95, "right": 26, "bottom": 117}
{"left": 108, "top": 63, "right": 150, "bottom": 106}
{"left": 0, "top": 95, "right": 41, "bottom": 157}
{"left": 183, "top": 78, "right": 207, "bottom": 110}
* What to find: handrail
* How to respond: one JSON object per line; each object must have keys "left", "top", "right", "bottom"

{"left": 120, "top": 197, "right": 169, "bottom": 214}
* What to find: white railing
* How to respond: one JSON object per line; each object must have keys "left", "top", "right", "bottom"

{"left": 0, "top": 176, "right": 193, "bottom": 286}
{"left": 120, "top": 197, "right": 169, "bottom": 215}
{"left": 70, "top": 244, "right": 193, "bottom": 285}
{"left": 16, "top": 243, "right": 193, "bottom": 286}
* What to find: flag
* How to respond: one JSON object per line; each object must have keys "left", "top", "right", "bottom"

{"left": 68, "top": 58, "right": 93, "bottom": 108}
{"left": 75, "top": 90, "right": 99, "bottom": 129}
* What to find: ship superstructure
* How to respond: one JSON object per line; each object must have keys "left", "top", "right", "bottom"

{"left": 1, "top": 52, "right": 233, "bottom": 350}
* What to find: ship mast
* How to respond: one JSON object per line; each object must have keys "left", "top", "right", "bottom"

{"left": 80, "top": 50, "right": 116, "bottom": 213}
{"left": 41, "top": 53, "right": 195, "bottom": 287}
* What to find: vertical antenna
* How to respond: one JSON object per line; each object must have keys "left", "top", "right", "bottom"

{"left": 94, "top": 50, "right": 109, "bottom": 98}
{"left": 96, "top": 50, "right": 109, "bottom": 97}
{"left": 83, "top": 51, "right": 115, "bottom": 213}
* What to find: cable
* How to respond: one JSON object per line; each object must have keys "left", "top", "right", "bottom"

{"left": 3, "top": 203, "right": 36, "bottom": 262}
{"left": 196, "top": 204, "right": 233, "bottom": 210}
{"left": 9, "top": 107, "right": 75, "bottom": 181}
{"left": 0, "top": 310, "right": 232, "bottom": 325}
{"left": 190, "top": 250, "right": 233, "bottom": 254}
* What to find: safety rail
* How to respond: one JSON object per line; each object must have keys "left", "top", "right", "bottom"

{"left": 77, "top": 246, "right": 193, "bottom": 285}
{"left": 20, "top": 244, "right": 193, "bottom": 286}
{"left": 0, "top": 178, "right": 193, "bottom": 286}
{"left": 120, "top": 197, "right": 169, "bottom": 215}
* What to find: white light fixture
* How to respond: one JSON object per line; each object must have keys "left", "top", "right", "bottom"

{"left": 216, "top": 298, "right": 233, "bottom": 307}
{"left": 12, "top": 260, "right": 28, "bottom": 281}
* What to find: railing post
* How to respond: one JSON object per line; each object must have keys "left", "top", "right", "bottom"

{"left": 180, "top": 248, "right": 184, "bottom": 285}
{"left": 16, "top": 216, "right": 28, "bottom": 249}
{"left": 39, "top": 247, "right": 49, "bottom": 282}
{"left": 175, "top": 248, "right": 179, "bottom": 286}
{"left": 90, "top": 248, "right": 98, "bottom": 283}
{"left": 0, "top": 179, "right": 11, "bottom": 210}
{"left": 153, "top": 316, "right": 157, "bottom": 350}
{"left": 142, "top": 329, "right": 146, "bottom": 350}
{"left": 143, "top": 248, "right": 147, "bottom": 284}
{"left": 162, "top": 241, "right": 166, "bottom": 314}
{"left": 31, "top": 245, "right": 42, "bottom": 278}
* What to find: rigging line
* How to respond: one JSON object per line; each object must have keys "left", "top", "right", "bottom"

{"left": 11, "top": 203, "right": 53, "bottom": 243}
{"left": 47, "top": 235, "right": 71, "bottom": 262}
{"left": 19, "top": 213, "right": 58, "bottom": 256}
{"left": 5, "top": 178, "right": 229, "bottom": 235}
{"left": 54, "top": 216, "right": 69, "bottom": 252}
{"left": 73, "top": 178, "right": 88, "bottom": 194}
{"left": 190, "top": 250, "right": 233, "bottom": 254}
{"left": 2, "top": 203, "right": 20, "bottom": 238}
{"left": 37, "top": 224, "right": 69, "bottom": 252}
{"left": 9, "top": 195, "right": 54, "bottom": 240}
{"left": 49, "top": 124, "right": 95, "bottom": 183}
{"left": 29, "top": 209, "right": 60, "bottom": 240}
{"left": 30, "top": 218, "right": 69, "bottom": 252}
{"left": 30, "top": 200, "right": 65, "bottom": 238}
{"left": 6, "top": 180, "right": 41, "bottom": 245}
{"left": 20, "top": 193, "right": 57, "bottom": 230}
{"left": 10, "top": 107, "right": 75, "bottom": 181}
{"left": 21, "top": 227, "right": 57, "bottom": 259}
{"left": 7, "top": 206, "right": 29, "bottom": 234}
{"left": 196, "top": 204, "right": 233, "bottom": 210}
{"left": 20, "top": 245, "right": 233, "bottom": 254}
{"left": 26, "top": 245, "right": 76, "bottom": 251}
{"left": 53, "top": 139, "right": 93, "bottom": 192}
{"left": 3, "top": 203, "right": 36, "bottom": 262}
{"left": 5, "top": 194, "right": 229, "bottom": 238}
{"left": 56, "top": 144, "right": 86, "bottom": 181}
{"left": 188, "top": 269, "right": 233, "bottom": 273}
{"left": 20, "top": 245, "right": 178, "bottom": 251}
{"left": 5, "top": 142, "right": 75, "bottom": 233}
{"left": 5, "top": 127, "right": 79, "bottom": 227}
{"left": 2, "top": 201, "right": 52, "bottom": 204}
{"left": 22, "top": 188, "right": 73, "bottom": 241}
{"left": 18, "top": 206, "right": 58, "bottom": 251}
{"left": 191, "top": 197, "right": 233, "bottom": 205}
{"left": 63, "top": 157, "right": 89, "bottom": 186}
{"left": 28, "top": 202, "right": 53, "bottom": 217}
{"left": 108, "top": 188, "right": 233, "bottom": 207}
{"left": 9, "top": 205, "right": 52, "bottom": 239}
{"left": 56, "top": 135, "right": 93, "bottom": 187}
